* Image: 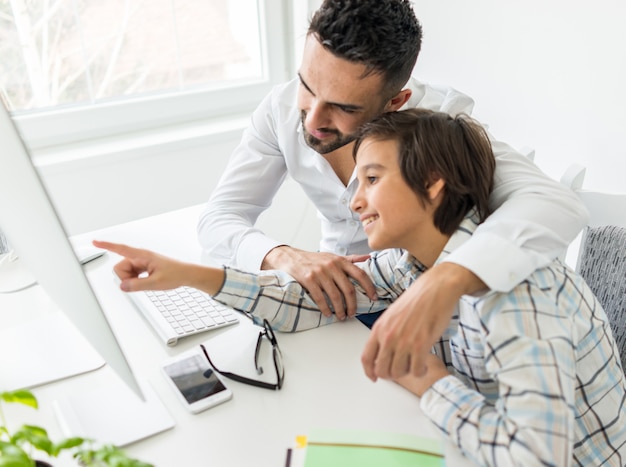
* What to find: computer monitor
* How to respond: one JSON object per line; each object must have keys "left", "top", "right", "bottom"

{"left": 0, "top": 102, "right": 142, "bottom": 399}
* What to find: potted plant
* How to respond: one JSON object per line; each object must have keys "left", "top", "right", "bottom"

{"left": 0, "top": 389, "right": 153, "bottom": 467}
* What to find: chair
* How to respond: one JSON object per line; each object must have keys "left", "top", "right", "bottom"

{"left": 560, "top": 164, "right": 626, "bottom": 372}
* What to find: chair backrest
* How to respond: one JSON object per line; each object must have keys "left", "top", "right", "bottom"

{"left": 560, "top": 164, "right": 626, "bottom": 372}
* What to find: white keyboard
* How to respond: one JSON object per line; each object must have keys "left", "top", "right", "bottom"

{"left": 126, "top": 286, "right": 239, "bottom": 346}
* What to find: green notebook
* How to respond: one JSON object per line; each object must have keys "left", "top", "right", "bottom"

{"left": 301, "top": 428, "right": 445, "bottom": 467}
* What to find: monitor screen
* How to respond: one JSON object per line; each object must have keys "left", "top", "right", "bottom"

{"left": 0, "top": 102, "right": 142, "bottom": 399}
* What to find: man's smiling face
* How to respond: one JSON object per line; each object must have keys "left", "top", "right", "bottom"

{"left": 297, "top": 35, "right": 388, "bottom": 155}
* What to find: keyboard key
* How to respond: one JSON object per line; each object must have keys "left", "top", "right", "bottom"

{"left": 145, "top": 286, "right": 237, "bottom": 341}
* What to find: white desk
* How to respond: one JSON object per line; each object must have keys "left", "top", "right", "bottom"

{"left": 1, "top": 205, "right": 467, "bottom": 466}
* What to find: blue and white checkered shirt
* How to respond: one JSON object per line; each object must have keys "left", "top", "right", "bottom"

{"left": 214, "top": 212, "right": 626, "bottom": 466}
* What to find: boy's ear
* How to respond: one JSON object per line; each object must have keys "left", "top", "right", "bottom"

{"left": 385, "top": 89, "right": 412, "bottom": 112}
{"left": 426, "top": 178, "right": 446, "bottom": 201}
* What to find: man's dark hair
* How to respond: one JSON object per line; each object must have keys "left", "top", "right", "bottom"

{"left": 308, "top": 0, "right": 422, "bottom": 99}
{"left": 353, "top": 108, "right": 496, "bottom": 236}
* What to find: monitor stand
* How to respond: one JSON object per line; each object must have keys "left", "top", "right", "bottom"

{"left": 0, "top": 295, "right": 175, "bottom": 446}
{"left": 0, "top": 248, "right": 110, "bottom": 390}
{"left": 0, "top": 252, "right": 37, "bottom": 293}
{"left": 0, "top": 312, "right": 105, "bottom": 391}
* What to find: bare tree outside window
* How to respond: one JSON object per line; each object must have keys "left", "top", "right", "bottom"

{"left": 0, "top": 0, "right": 263, "bottom": 113}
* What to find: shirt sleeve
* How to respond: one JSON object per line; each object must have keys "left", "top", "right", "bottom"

{"left": 197, "top": 88, "right": 288, "bottom": 271}
{"left": 419, "top": 290, "right": 576, "bottom": 466}
{"left": 213, "top": 249, "right": 418, "bottom": 332}
{"left": 407, "top": 79, "right": 588, "bottom": 292}
{"left": 441, "top": 137, "right": 589, "bottom": 292}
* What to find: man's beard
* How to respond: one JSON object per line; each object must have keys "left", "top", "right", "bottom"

{"left": 301, "top": 111, "right": 356, "bottom": 154}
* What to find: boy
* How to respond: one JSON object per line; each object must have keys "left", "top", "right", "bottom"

{"left": 95, "top": 109, "right": 625, "bottom": 465}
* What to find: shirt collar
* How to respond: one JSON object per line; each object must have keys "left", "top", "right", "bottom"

{"left": 434, "top": 209, "right": 481, "bottom": 267}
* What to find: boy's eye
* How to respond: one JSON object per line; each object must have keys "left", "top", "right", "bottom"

{"left": 367, "top": 176, "right": 377, "bottom": 184}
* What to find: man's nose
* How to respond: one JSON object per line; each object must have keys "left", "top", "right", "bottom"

{"left": 305, "top": 100, "right": 329, "bottom": 130}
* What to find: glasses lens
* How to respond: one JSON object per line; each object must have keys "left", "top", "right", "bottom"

{"left": 261, "top": 320, "right": 283, "bottom": 388}
{"left": 201, "top": 326, "right": 283, "bottom": 391}
{"left": 263, "top": 319, "right": 279, "bottom": 347}
{"left": 254, "top": 330, "right": 264, "bottom": 375}
{"left": 273, "top": 347, "right": 284, "bottom": 388}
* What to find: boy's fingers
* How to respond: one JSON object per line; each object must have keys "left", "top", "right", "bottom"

{"left": 120, "top": 277, "right": 152, "bottom": 292}
{"left": 93, "top": 240, "right": 138, "bottom": 258}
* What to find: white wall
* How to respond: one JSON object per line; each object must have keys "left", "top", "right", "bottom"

{"left": 38, "top": 1, "right": 626, "bottom": 238}
{"left": 35, "top": 116, "right": 322, "bottom": 250}
{"left": 35, "top": 120, "right": 244, "bottom": 236}
{"left": 411, "top": 0, "right": 626, "bottom": 192}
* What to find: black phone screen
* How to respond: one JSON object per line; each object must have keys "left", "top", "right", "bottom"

{"left": 163, "top": 353, "right": 227, "bottom": 404}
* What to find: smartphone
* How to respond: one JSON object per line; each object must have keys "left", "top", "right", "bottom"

{"left": 161, "top": 349, "right": 232, "bottom": 413}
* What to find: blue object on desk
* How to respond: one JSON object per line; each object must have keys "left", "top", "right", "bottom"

{"left": 356, "top": 310, "right": 384, "bottom": 329}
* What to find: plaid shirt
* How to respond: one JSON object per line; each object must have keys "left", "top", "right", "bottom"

{"left": 214, "top": 213, "right": 626, "bottom": 466}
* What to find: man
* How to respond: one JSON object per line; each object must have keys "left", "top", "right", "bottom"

{"left": 197, "top": 0, "right": 587, "bottom": 381}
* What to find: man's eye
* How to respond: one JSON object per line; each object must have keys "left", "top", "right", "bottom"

{"left": 340, "top": 107, "right": 357, "bottom": 114}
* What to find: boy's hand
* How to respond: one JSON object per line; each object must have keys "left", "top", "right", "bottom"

{"left": 394, "top": 354, "right": 450, "bottom": 397}
{"left": 361, "top": 262, "right": 485, "bottom": 381}
{"left": 92, "top": 240, "right": 187, "bottom": 292}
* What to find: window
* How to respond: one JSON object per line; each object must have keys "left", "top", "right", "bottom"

{"left": 0, "top": 0, "right": 292, "bottom": 149}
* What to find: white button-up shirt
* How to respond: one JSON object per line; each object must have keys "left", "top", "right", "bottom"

{"left": 198, "top": 77, "right": 587, "bottom": 292}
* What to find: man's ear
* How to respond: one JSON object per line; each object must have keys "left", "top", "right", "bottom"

{"left": 385, "top": 89, "right": 412, "bottom": 112}
{"left": 426, "top": 178, "right": 446, "bottom": 201}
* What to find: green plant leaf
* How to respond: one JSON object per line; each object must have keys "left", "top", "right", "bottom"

{"left": 11, "top": 426, "right": 52, "bottom": 456}
{"left": 0, "top": 392, "right": 37, "bottom": 410}
{"left": 101, "top": 452, "right": 154, "bottom": 467}
{"left": 127, "top": 460, "right": 154, "bottom": 467}
{"left": 0, "top": 440, "right": 35, "bottom": 467}
{"left": 14, "top": 426, "right": 47, "bottom": 438}
{"left": 74, "top": 445, "right": 154, "bottom": 467}
{"left": 51, "top": 437, "right": 85, "bottom": 456}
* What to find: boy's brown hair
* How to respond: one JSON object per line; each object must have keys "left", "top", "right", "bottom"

{"left": 353, "top": 108, "right": 496, "bottom": 235}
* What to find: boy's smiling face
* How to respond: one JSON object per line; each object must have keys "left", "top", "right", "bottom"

{"left": 351, "top": 137, "right": 448, "bottom": 267}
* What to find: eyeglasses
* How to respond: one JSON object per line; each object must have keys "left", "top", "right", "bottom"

{"left": 200, "top": 319, "right": 284, "bottom": 390}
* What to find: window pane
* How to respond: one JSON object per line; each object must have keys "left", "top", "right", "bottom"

{"left": 0, "top": 0, "right": 264, "bottom": 113}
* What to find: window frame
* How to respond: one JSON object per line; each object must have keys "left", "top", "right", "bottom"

{"left": 10, "top": 0, "right": 294, "bottom": 151}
